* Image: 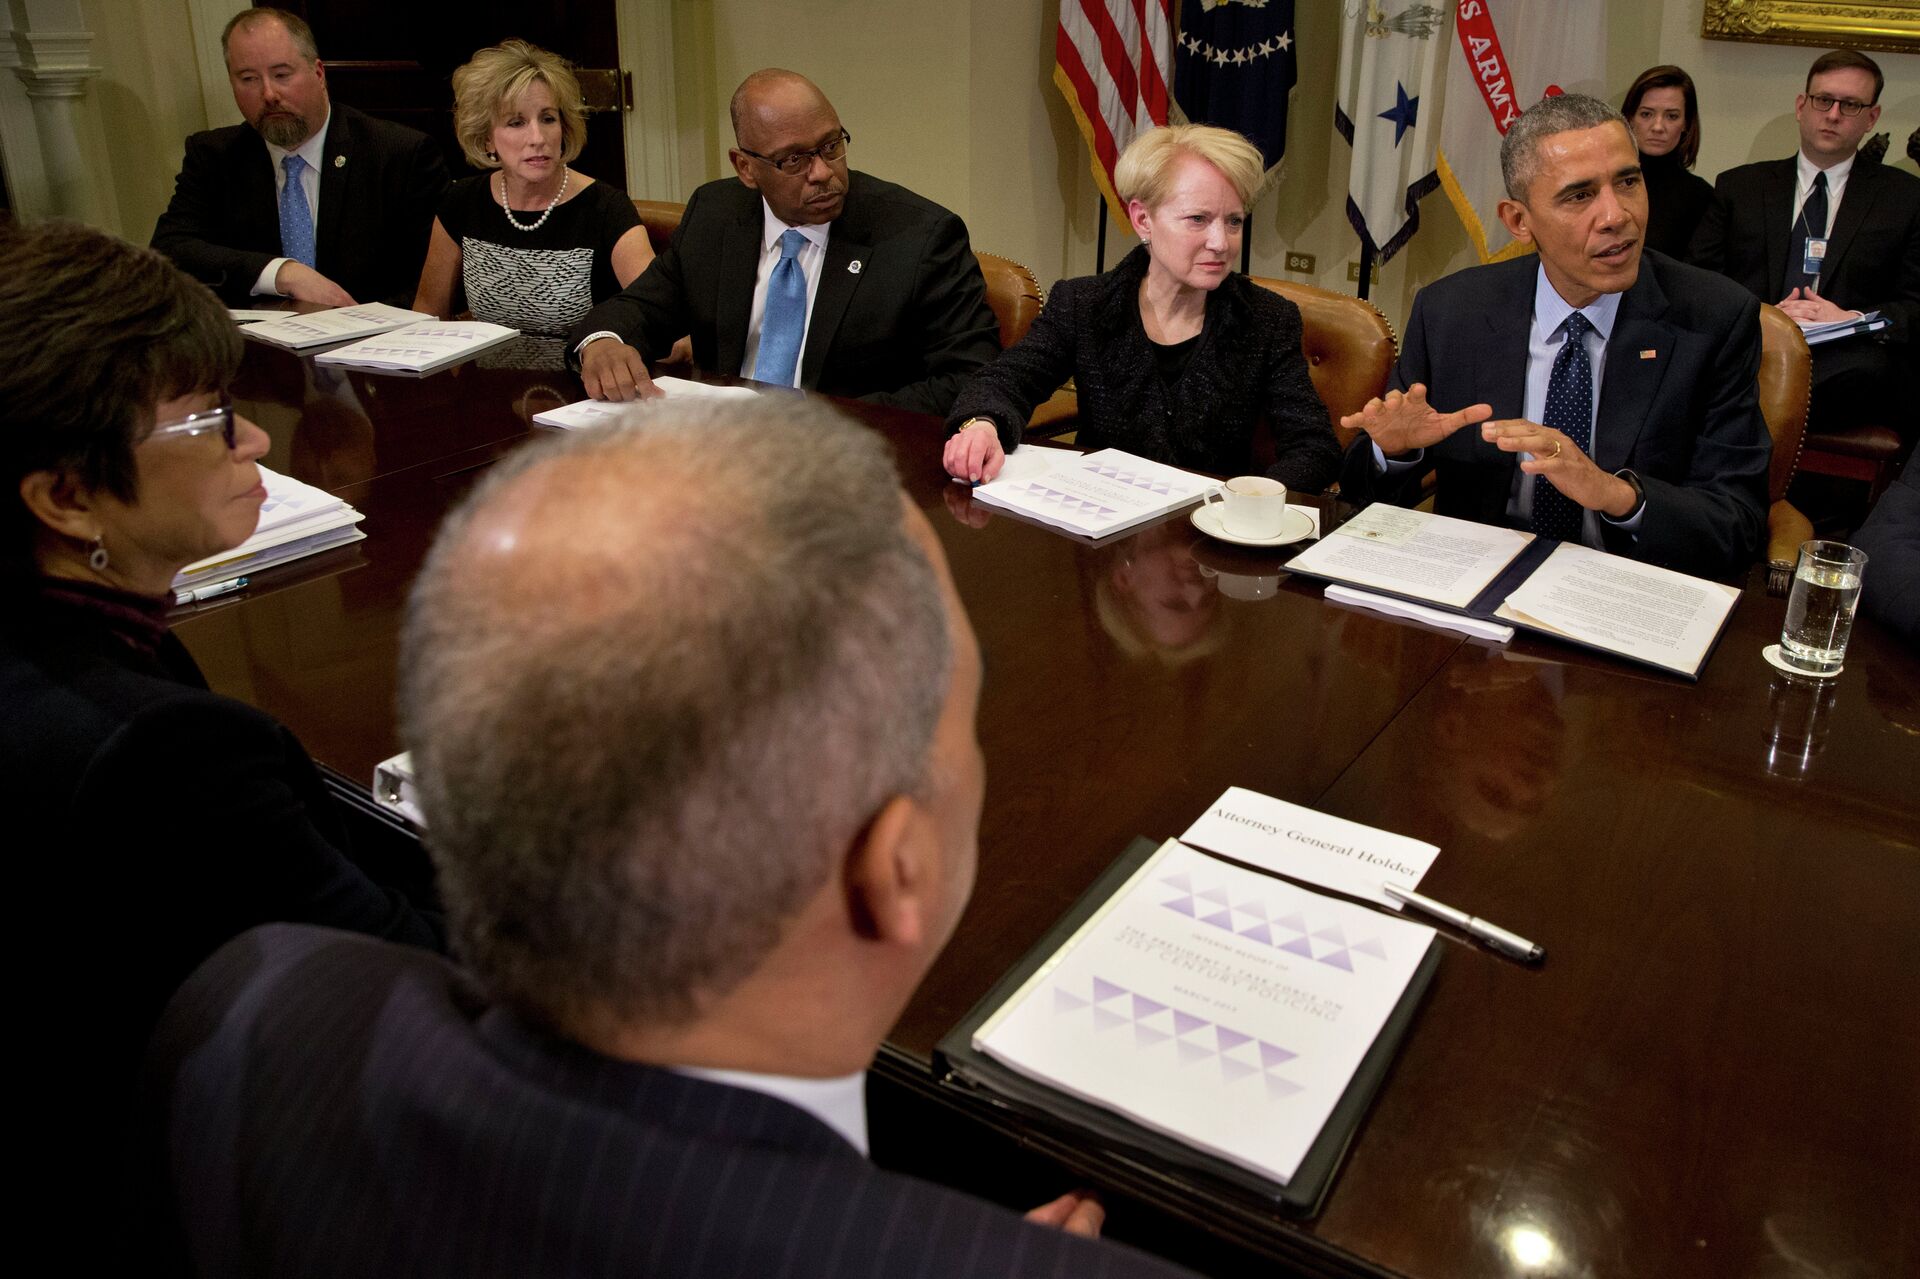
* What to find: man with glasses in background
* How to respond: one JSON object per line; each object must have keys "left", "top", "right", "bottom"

{"left": 1690, "top": 49, "right": 1920, "bottom": 438}
{"left": 571, "top": 69, "right": 1000, "bottom": 415}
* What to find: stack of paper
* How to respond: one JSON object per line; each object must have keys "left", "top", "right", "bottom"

{"left": 239, "top": 302, "right": 432, "bottom": 351}
{"left": 172, "top": 466, "right": 366, "bottom": 592}
{"left": 971, "top": 446, "right": 1218, "bottom": 539}
{"left": 533, "top": 378, "right": 760, "bottom": 429}
{"left": 1798, "top": 310, "right": 1886, "bottom": 346}
{"left": 315, "top": 321, "right": 518, "bottom": 375}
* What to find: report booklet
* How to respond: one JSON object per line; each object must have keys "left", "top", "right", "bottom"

{"left": 969, "top": 447, "right": 1218, "bottom": 540}
{"left": 1284, "top": 506, "right": 1740, "bottom": 678}
{"left": 172, "top": 466, "right": 365, "bottom": 592}
{"left": 532, "top": 379, "right": 760, "bottom": 429}
{"left": 939, "top": 837, "right": 1441, "bottom": 1215}
{"left": 239, "top": 302, "right": 433, "bottom": 350}
{"left": 314, "top": 321, "right": 519, "bottom": 375}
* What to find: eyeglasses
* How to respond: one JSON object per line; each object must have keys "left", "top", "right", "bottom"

{"left": 1805, "top": 93, "right": 1872, "bottom": 117}
{"left": 145, "top": 394, "right": 237, "bottom": 449}
{"left": 738, "top": 130, "right": 851, "bottom": 177}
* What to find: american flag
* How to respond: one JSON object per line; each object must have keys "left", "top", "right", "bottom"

{"left": 1053, "top": 0, "right": 1175, "bottom": 223}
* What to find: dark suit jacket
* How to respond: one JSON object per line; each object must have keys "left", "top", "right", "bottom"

{"left": 151, "top": 103, "right": 449, "bottom": 307}
{"left": 569, "top": 171, "right": 1000, "bottom": 416}
{"left": 1688, "top": 156, "right": 1920, "bottom": 348}
{"left": 141, "top": 924, "right": 1201, "bottom": 1278}
{"left": 945, "top": 246, "right": 1340, "bottom": 492}
{"left": 1337, "top": 251, "right": 1770, "bottom": 580}
{"left": 1852, "top": 466, "right": 1920, "bottom": 645}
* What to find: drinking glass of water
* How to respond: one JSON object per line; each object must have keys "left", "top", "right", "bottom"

{"left": 1780, "top": 540, "right": 1868, "bottom": 675}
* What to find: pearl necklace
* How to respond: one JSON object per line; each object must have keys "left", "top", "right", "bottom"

{"left": 499, "top": 167, "right": 569, "bottom": 232}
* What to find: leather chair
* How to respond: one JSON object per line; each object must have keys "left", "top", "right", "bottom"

{"left": 1796, "top": 422, "right": 1902, "bottom": 508}
{"left": 974, "top": 252, "right": 1042, "bottom": 349}
{"left": 1757, "top": 303, "right": 1816, "bottom": 582}
{"left": 633, "top": 199, "right": 684, "bottom": 257}
{"left": 1247, "top": 278, "right": 1397, "bottom": 448}
{"left": 1032, "top": 277, "right": 1397, "bottom": 446}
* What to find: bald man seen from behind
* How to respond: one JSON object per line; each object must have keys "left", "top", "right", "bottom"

{"left": 138, "top": 398, "right": 1202, "bottom": 1279}
{"left": 571, "top": 69, "right": 1001, "bottom": 415}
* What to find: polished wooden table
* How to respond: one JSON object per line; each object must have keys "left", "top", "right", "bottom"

{"left": 174, "top": 342, "right": 1920, "bottom": 1279}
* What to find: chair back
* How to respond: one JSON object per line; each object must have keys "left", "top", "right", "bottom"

{"left": 1247, "top": 277, "right": 1397, "bottom": 448}
{"left": 633, "top": 199, "right": 685, "bottom": 257}
{"left": 1755, "top": 302, "right": 1810, "bottom": 504}
{"left": 975, "top": 252, "right": 1043, "bottom": 350}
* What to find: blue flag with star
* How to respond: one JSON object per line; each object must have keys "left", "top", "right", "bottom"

{"left": 1334, "top": 3, "right": 1448, "bottom": 262}
{"left": 1173, "top": 1, "right": 1297, "bottom": 172}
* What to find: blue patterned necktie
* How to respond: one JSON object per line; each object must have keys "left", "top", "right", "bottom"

{"left": 279, "top": 153, "right": 316, "bottom": 268}
{"left": 1530, "top": 311, "right": 1594, "bottom": 543}
{"left": 755, "top": 229, "right": 808, "bottom": 386}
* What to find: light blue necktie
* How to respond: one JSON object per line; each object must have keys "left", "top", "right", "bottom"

{"left": 755, "top": 229, "right": 807, "bottom": 386}
{"left": 279, "top": 153, "right": 316, "bottom": 268}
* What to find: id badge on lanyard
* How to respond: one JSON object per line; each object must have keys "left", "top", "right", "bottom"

{"left": 1803, "top": 237, "right": 1828, "bottom": 281}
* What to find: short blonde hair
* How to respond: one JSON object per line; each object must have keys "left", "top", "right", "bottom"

{"left": 451, "top": 41, "right": 588, "bottom": 170}
{"left": 1114, "top": 125, "right": 1266, "bottom": 211}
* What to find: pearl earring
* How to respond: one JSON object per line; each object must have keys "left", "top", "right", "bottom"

{"left": 89, "top": 536, "right": 110, "bottom": 572}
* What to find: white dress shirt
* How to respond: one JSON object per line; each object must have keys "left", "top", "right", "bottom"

{"left": 741, "top": 200, "right": 830, "bottom": 387}
{"left": 1793, "top": 149, "right": 1855, "bottom": 236}
{"left": 676, "top": 1065, "right": 869, "bottom": 1154}
{"left": 253, "top": 110, "right": 333, "bottom": 297}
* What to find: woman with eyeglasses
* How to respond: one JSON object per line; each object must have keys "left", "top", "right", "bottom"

{"left": 942, "top": 125, "right": 1337, "bottom": 491}
{"left": 414, "top": 40, "right": 653, "bottom": 337}
{"left": 1, "top": 223, "right": 444, "bottom": 1100}
{"left": 1622, "top": 65, "right": 1713, "bottom": 258}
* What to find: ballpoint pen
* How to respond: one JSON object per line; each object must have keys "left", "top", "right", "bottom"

{"left": 175, "top": 576, "right": 250, "bottom": 605}
{"left": 1383, "top": 882, "right": 1545, "bottom": 964}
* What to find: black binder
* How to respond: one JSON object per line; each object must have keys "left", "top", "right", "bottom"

{"left": 934, "top": 837, "right": 1443, "bottom": 1219}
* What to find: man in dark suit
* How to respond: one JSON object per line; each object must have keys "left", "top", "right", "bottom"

{"left": 151, "top": 7, "right": 447, "bottom": 307}
{"left": 140, "top": 399, "right": 1197, "bottom": 1279}
{"left": 1339, "top": 93, "right": 1769, "bottom": 580}
{"left": 1689, "top": 48, "right": 1920, "bottom": 435}
{"left": 571, "top": 69, "right": 1000, "bottom": 416}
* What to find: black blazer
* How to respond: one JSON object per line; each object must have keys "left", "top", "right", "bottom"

{"left": 151, "top": 103, "right": 449, "bottom": 307}
{"left": 569, "top": 171, "right": 1001, "bottom": 416}
{"left": 1688, "top": 156, "right": 1920, "bottom": 347}
{"left": 1852, "top": 466, "right": 1920, "bottom": 645}
{"left": 946, "top": 246, "right": 1340, "bottom": 492}
{"left": 1337, "top": 251, "right": 1770, "bottom": 580}
{"left": 141, "top": 924, "right": 1203, "bottom": 1278}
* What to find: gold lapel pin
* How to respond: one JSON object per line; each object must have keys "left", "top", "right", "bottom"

{"left": 334, "top": 155, "right": 346, "bottom": 168}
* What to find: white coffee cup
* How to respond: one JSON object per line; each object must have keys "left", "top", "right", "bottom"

{"left": 1203, "top": 475, "right": 1289, "bottom": 539}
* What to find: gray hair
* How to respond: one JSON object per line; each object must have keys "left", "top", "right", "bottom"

{"left": 1500, "top": 92, "right": 1627, "bottom": 201}
{"left": 399, "top": 398, "right": 953, "bottom": 1031}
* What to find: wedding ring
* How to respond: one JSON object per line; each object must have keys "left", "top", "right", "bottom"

{"left": 1547, "top": 440, "right": 1563, "bottom": 460}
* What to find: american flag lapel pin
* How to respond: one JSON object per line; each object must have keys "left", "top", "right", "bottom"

{"left": 1640, "top": 348, "right": 1657, "bottom": 359}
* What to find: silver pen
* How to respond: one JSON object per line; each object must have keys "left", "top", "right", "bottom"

{"left": 1383, "top": 882, "right": 1545, "bottom": 964}
{"left": 174, "top": 576, "right": 249, "bottom": 605}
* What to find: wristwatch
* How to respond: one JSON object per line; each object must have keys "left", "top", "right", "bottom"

{"left": 1612, "top": 467, "right": 1646, "bottom": 520}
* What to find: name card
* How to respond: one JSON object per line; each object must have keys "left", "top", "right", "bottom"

{"left": 1180, "top": 787, "right": 1439, "bottom": 909}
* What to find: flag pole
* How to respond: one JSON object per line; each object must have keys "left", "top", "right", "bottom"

{"left": 1356, "top": 240, "right": 1375, "bottom": 302}
{"left": 1096, "top": 202, "right": 1108, "bottom": 275}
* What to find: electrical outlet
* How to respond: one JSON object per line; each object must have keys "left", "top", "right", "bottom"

{"left": 1284, "top": 252, "right": 1315, "bottom": 274}
{"left": 1347, "top": 261, "right": 1381, "bottom": 284}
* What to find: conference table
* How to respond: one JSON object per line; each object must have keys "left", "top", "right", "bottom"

{"left": 173, "top": 339, "right": 1920, "bottom": 1279}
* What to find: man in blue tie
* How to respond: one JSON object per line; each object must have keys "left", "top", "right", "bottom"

{"left": 152, "top": 7, "right": 447, "bottom": 307}
{"left": 571, "top": 70, "right": 1001, "bottom": 417}
{"left": 1690, "top": 49, "right": 1920, "bottom": 440}
{"left": 1336, "top": 93, "right": 1770, "bottom": 581}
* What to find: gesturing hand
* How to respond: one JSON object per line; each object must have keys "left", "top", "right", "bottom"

{"left": 580, "top": 339, "right": 661, "bottom": 403}
{"left": 1339, "top": 383, "right": 1493, "bottom": 457}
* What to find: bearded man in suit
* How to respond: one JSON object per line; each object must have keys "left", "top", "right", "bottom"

{"left": 152, "top": 7, "right": 447, "bottom": 307}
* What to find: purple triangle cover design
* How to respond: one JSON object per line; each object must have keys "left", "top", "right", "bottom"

{"left": 1272, "top": 912, "right": 1308, "bottom": 933}
{"left": 1354, "top": 936, "right": 1388, "bottom": 960}
{"left": 1201, "top": 910, "right": 1236, "bottom": 929}
{"left": 1131, "top": 994, "right": 1167, "bottom": 1019}
{"left": 1219, "top": 1056, "right": 1258, "bottom": 1084}
{"left": 1172, "top": 1010, "right": 1209, "bottom": 1036}
{"left": 1239, "top": 924, "right": 1273, "bottom": 945}
{"left": 1134, "top": 1025, "right": 1171, "bottom": 1047}
{"left": 1053, "top": 988, "right": 1088, "bottom": 1013}
{"left": 1320, "top": 948, "right": 1355, "bottom": 971}
{"left": 1279, "top": 935, "right": 1316, "bottom": 958}
{"left": 1215, "top": 1026, "right": 1252, "bottom": 1051}
{"left": 1264, "top": 1075, "right": 1305, "bottom": 1100}
{"left": 1092, "top": 1007, "right": 1129, "bottom": 1033}
{"left": 1163, "top": 895, "right": 1196, "bottom": 916}
{"left": 1091, "top": 977, "right": 1127, "bottom": 1003}
{"left": 1178, "top": 1041, "right": 1215, "bottom": 1066}
{"left": 1198, "top": 887, "right": 1231, "bottom": 905}
{"left": 1259, "top": 1041, "right": 1297, "bottom": 1068}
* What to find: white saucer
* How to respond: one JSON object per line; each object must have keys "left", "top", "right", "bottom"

{"left": 1190, "top": 502, "right": 1315, "bottom": 548}
{"left": 1762, "top": 643, "right": 1841, "bottom": 678}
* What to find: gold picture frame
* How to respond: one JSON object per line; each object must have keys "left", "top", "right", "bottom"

{"left": 1702, "top": 0, "right": 1920, "bottom": 55}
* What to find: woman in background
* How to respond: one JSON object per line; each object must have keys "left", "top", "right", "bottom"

{"left": 1623, "top": 65, "right": 1713, "bottom": 258}
{"left": 415, "top": 40, "right": 652, "bottom": 335}
{"left": 942, "top": 125, "right": 1336, "bottom": 492}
